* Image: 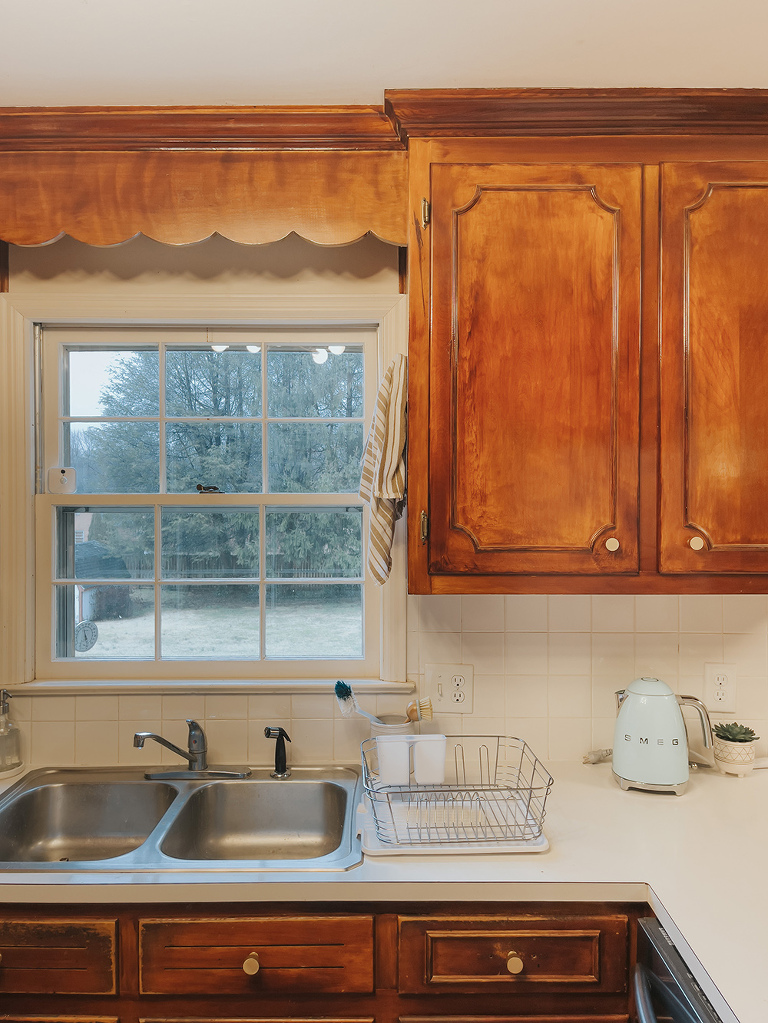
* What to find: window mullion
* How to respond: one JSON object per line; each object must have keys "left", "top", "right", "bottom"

{"left": 154, "top": 504, "right": 162, "bottom": 662}
{"left": 158, "top": 343, "right": 167, "bottom": 495}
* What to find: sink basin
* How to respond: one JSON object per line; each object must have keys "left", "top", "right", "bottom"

{"left": 160, "top": 779, "right": 347, "bottom": 861}
{"left": 0, "top": 779, "right": 177, "bottom": 861}
{"left": 0, "top": 766, "right": 362, "bottom": 871}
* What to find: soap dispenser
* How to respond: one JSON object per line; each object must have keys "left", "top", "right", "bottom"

{"left": 0, "top": 690, "right": 22, "bottom": 776}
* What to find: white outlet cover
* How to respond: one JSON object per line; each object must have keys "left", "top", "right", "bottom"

{"left": 425, "top": 662, "right": 474, "bottom": 714}
{"left": 704, "top": 662, "right": 737, "bottom": 715}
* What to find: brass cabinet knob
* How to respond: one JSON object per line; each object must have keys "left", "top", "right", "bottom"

{"left": 506, "top": 951, "right": 524, "bottom": 974}
{"left": 605, "top": 537, "right": 620, "bottom": 552}
{"left": 689, "top": 536, "right": 705, "bottom": 551}
{"left": 243, "top": 951, "right": 260, "bottom": 975}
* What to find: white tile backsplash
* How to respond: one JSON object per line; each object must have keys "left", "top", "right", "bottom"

{"left": 13, "top": 594, "right": 768, "bottom": 767}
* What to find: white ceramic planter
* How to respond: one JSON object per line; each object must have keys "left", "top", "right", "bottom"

{"left": 713, "top": 736, "right": 756, "bottom": 777}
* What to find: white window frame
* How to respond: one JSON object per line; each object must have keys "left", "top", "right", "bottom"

{"left": 0, "top": 293, "right": 407, "bottom": 688}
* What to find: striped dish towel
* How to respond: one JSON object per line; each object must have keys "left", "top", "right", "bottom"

{"left": 359, "top": 354, "right": 407, "bottom": 584}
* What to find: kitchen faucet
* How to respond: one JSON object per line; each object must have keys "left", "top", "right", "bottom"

{"left": 133, "top": 719, "right": 251, "bottom": 780}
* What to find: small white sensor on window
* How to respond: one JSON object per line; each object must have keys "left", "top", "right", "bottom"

{"left": 47, "top": 467, "right": 77, "bottom": 494}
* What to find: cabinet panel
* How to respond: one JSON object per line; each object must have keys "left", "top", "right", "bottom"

{"left": 428, "top": 163, "right": 641, "bottom": 576}
{"left": 139, "top": 915, "right": 374, "bottom": 995}
{"left": 660, "top": 162, "right": 768, "bottom": 573}
{"left": 0, "top": 1018, "right": 119, "bottom": 1023}
{"left": 398, "top": 914, "right": 628, "bottom": 995}
{"left": 0, "top": 918, "right": 117, "bottom": 995}
{"left": 399, "top": 1017, "right": 628, "bottom": 1022}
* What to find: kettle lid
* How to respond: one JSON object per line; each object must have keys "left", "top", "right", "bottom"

{"left": 625, "top": 676, "right": 675, "bottom": 697}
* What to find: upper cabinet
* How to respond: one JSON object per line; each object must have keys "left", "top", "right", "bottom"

{"left": 388, "top": 89, "right": 768, "bottom": 593}
{"left": 6, "top": 92, "right": 768, "bottom": 594}
{"left": 660, "top": 162, "right": 768, "bottom": 574}
{"left": 427, "top": 162, "right": 641, "bottom": 576}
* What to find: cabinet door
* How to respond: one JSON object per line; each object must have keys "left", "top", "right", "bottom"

{"left": 660, "top": 163, "right": 768, "bottom": 573}
{"left": 427, "top": 163, "right": 642, "bottom": 575}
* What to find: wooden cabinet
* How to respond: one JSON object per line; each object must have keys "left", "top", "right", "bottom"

{"left": 396, "top": 92, "right": 768, "bottom": 593}
{"left": 426, "top": 162, "right": 641, "bottom": 578}
{"left": 0, "top": 901, "right": 641, "bottom": 1022}
{"left": 659, "top": 161, "right": 768, "bottom": 573}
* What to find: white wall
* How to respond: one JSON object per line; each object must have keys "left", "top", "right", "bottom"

{"left": 3, "top": 0, "right": 768, "bottom": 105}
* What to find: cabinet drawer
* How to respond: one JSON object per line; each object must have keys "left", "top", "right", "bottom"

{"left": 139, "top": 915, "right": 374, "bottom": 995}
{"left": 397, "top": 915, "right": 628, "bottom": 995}
{"left": 0, "top": 918, "right": 117, "bottom": 994}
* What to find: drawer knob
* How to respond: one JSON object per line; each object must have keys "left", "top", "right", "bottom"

{"left": 605, "top": 537, "right": 620, "bottom": 552}
{"left": 506, "top": 951, "right": 524, "bottom": 975}
{"left": 689, "top": 536, "right": 705, "bottom": 551}
{"left": 243, "top": 951, "right": 260, "bottom": 975}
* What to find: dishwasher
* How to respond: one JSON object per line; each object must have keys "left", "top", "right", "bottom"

{"left": 635, "top": 918, "right": 727, "bottom": 1023}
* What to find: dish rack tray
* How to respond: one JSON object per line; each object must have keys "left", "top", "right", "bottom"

{"left": 361, "top": 735, "right": 553, "bottom": 847}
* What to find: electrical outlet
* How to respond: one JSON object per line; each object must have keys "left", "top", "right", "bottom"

{"left": 704, "top": 662, "right": 737, "bottom": 715}
{"left": 426, "top": 663, "right": 474, "bottom": 714}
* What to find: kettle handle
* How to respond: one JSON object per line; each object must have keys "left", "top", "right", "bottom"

{"left": 677, "top": 696, "right": 713, "bottom": 749}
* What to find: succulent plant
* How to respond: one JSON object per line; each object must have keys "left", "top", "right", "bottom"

{"left": 713, "top": 721, "right": 759, "bottom": 743}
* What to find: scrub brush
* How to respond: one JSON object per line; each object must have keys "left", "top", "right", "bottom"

{"left": 334, "top": 680, "right": 383, "bottom": 725}
{"left": 405, "top": 698, "right": 433, "bottom": 722}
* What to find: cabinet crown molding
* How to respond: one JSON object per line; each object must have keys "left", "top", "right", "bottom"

{"left": 0, "top": 104, "right": 405, "bottom": 151}
{"left": 385, "top": 87, "right": 768, "bottom": 140}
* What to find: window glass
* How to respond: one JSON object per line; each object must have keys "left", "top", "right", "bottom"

{"left": 41, "top": 327, "right": 374, "bottom": 674}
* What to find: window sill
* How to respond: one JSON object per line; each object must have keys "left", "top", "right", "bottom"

{"left": 8, "top": 678, "right": 415, "bottom": 697}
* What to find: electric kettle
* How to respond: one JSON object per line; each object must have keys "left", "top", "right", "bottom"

{"left": 613, "top": 677, "right": 712, "bottom": 795}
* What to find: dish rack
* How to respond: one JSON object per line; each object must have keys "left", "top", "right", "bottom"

{"left": 361, "top": 735, "right": 553, "bottom": 848}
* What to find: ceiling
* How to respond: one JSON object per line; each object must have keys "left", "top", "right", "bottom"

{"left": 2, "top": 0, "right": 768, "bottom": 108}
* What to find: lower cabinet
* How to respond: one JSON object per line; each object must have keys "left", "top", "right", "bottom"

{"left": 0, "top": 902, "right": 641, "bottom": 1023}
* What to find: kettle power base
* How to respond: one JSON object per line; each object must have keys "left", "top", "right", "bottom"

{"left": 612, "top": 769, "right": 687, "bottom": 796}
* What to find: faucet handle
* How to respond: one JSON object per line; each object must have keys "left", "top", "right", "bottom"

{"left": 186, "top": 719, "right": 207, "bottom": 753}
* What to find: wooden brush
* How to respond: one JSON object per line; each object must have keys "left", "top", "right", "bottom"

{"left": 405, "top": 698, "right": 433, "bottom": 722}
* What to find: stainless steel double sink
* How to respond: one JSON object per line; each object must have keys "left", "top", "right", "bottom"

{"left": 0, "top": 765, "right": 362, "bottom": 871}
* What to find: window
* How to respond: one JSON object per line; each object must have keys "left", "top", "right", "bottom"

{"left": 33, "top": 321, "right": 398, "bottom": 682}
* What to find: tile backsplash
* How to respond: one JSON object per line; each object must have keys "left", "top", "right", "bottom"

{"left": 9, "top": 593, "right": 768, "bottom": 767}
{"left": 407, "top": 593, "right": 768, "bottom": 762}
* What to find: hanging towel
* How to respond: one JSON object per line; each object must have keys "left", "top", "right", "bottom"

{"left": 359, "top": 354, "right": 407, "bottom": 584}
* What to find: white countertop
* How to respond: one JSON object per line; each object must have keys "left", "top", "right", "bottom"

{"left": 0, "top": 759, "right": 762, "bottom": 1023}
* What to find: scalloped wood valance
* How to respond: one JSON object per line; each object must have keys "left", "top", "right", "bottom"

{"left": 0, "top": 106, "right": 408, "bottom": 248}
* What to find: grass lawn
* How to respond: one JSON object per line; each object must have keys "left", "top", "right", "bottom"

{"left": 77, "top": 600, "right": 363, "bottom": 660}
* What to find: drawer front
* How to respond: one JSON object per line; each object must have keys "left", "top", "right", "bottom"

{"left": 0, "top": 1018, "right": 119, "bottom": 1023}
{"left": 139, "top": 916, "right": 375, "bottom": 995}
{"left": 0, "top": 918, "right": 117, "bottom": 994}
{"left": 398, "top": 1017, "right": 629, "bottom": 1022}
{"left": 398, "top": 916, "right": 628, "bottom": 995}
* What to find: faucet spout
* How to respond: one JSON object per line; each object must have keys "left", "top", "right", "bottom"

{"left": 133, "top": 719, "right": 209, "bottom": 771}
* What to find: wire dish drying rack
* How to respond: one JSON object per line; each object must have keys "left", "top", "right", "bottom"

{"left": 361, "top": 735, "right": 553, "bottom": 852}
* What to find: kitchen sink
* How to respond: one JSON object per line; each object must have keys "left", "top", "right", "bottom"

{"left": 0, "top": 779, "right": 177, "bottom": 862}
{"left": 160, "top": 779, "right": 347, "bottom": 861}
{"left": 0, "top": 766, "right": 362, "bottom": 872}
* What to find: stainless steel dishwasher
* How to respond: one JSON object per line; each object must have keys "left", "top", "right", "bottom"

{"left": 634, "top": 918, "right": 727, "bottom": 1023}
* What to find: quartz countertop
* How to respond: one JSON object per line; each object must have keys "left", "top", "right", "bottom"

{"left": 0, "top": 759, "right": 761, "bottom": 1023}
